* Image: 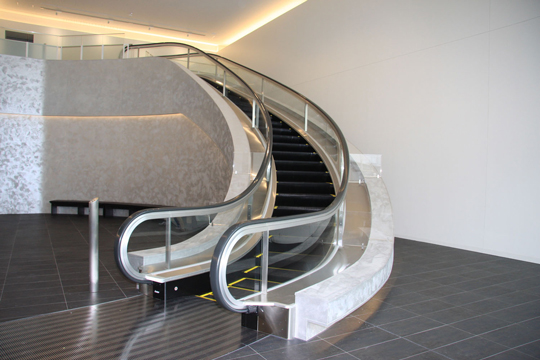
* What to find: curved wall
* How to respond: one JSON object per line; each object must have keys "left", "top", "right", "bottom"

{"left": 0, "top": 54, "right": 239, "bottom": 214}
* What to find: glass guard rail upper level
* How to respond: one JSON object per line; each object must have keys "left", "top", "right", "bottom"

{"left": 0, "top": 33, "right": 127, "bottom": 60}
{"left": 115, "top": 43, "right": 273, "bottom": 284}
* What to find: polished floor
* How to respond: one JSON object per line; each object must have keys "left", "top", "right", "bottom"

{"left": 1, "top": 214, "right": 539, "bottom": 359}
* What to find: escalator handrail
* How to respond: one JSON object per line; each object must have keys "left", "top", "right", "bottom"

{"left": 208, "top": 57, "right": 350, "bottom": 313}
{"left": 115, "top": 42, "right": 273, "bottom": 284}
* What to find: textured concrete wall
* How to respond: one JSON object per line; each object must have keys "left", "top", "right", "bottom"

{"left": 0, "top": 55, "right": 239, "bottom": 214}
{"left": 0, "top": 114, "right": 232, "bottom": 214}
{"left": 0, "top": 55, "right": 44, "bottom": 115}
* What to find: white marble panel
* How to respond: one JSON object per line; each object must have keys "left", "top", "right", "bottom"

{"left": 0, "top": 113, "right": 234, "bottom": 214}
{"left": 294, "top": 153, "right": 394, "bottom": 340}
{"left": 0, "top": 114, "right": 44, "bottom": 213}
{"left": 0, "top": 54, "right": 45, "bottom": 115}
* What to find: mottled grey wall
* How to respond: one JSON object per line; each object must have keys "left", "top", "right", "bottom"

{"left": 0, "top": 55, "right": 44, "bottom": 115}
{"left": 43, "top": 57, "right": 233, "bottom": 166}
{"left": 0, "top": 114, "right": 232, "bottom": 214}
{"left": 0, "top": 114, "right": 44, "bottom": 213}
{"left": 0, "top": 55, "right": 237, "bottom": 214}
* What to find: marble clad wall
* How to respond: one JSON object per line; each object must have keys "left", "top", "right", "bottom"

{"left": 43, "top": 57, "right": 234, "bottom": 166}
{"left": 0, "top": 114, "right": 231, "bottom": 214}
{"left": 0, "top": 55, "right": 238, "bottom": 214}
{"left": 0, "top": 55, "right": 44, "bottom": 115}
{"left": 0, "top": 114, "right": 44, "bottom": 213}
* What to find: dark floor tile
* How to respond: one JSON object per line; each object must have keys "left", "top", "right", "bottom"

{"left": 524, "top": 286, "right": 540, "bottom": 297}
{"left": 488, "top": 300, "right": 540, "bottom": 323}
{"left": 64, "top": 289, "right": 125, "bottom": 302}
{"left": 405, "top": 325, "right": 473, "bottom": 349}
{"left": 0, "top": 293, "right": 65, "bottom": 309}
{"left": 460, "top": 298, "right": 512, "bottom": 315}
{"left": 408, "top": 270, "right": 450, "bottom": 281}
{"left": 424, "top": 306, "right": 479, "bottom": 324}
{"left": 5, "top": 273, "right": 60, "bottom": 284}
{"left": 432, "top": 274, "right": 471, "bottom": 285}
{"left": 499, "top": 276, "right": 540, "bottom": 291}
{"left": 484, "top": 349, "right": 538, "bottom": 359}
{"left": 435, "top": 336, "right": 508, "bottom": 360}
{"left": 514, "top": 340, "right": 540, "bottom": 359}
{"left": 3, "top": 280, "right": 62, "bottom": 293}
{"left": 401, "top": 299, "right": 454, "bottom": 315}
{"left": 0, "top": 302, "right": 67, "bottom": 322}
{"left": 381, "top": 291, "right": 433, "bottom": 306}
{"left": 317, "top": 315, "right": 371, "bottom": 338}
{"left": 451, "top": 314, "right": 513, "bottom": 335}
{"left": 256, "top": 339, "right": 343, "bottom": 360}
{"left": 520, "top": 317, "right": 540, "bottom": 332}
{"left": 1, "top": 286, "right": 64, "bottom": 300}
{"left": 379, "top": 315, "right": 444, "bottom": 337}
{"left": 249, "top": 335, "right": 317, "bottom": 354}
{"left": 495, "top": 291, "right": 540, "bottom": 306}
{"left": 405, "top": 351, "right": 453, "bottom": 360}
{"left": 473, "top": 285, "right": 518, "bottom": 298}
{"left": 66, "top": 296, "right": 127, "bottom": 309}
{"left": 419, "top": 285, "right": 464, "bottom": 298}
{"left": 325, "top": 326, "right": 397, "bottom": 352}
{"left": 482, "top": 323, "right": 540, "bottom": 348}
{"left": 396, "top": 280, "right": 442, "bottom": 292}
{"left": 349, "top": 338, "right": 425, "bottom": 360}
{"left": 357, "top": 306, "right": 417, "bottom": 326}
{"left": 439, "top": 291, "right": 487, "bottom": 306}
{"left": 460, "top": 269, "right": 497, "bottom": 280}
{"left": 215, "top": 345, "right": 258, "bottom": 360}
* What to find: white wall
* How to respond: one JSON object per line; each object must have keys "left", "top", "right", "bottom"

{"left": 219, "top": 0, "right": 540, "bottom": 263}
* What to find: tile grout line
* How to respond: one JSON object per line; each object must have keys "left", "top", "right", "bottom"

{"left": 47, "top": 220, "right": 68, "bottom": 309}
{"left": 0, "top": 216, "right": 19, "bottom": 302}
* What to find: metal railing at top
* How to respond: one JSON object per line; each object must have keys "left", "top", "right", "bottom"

{"left": 114, "top": 43, "right": 273, "bottom": 284}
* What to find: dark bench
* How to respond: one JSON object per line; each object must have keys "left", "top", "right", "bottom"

{"left": 50, "top": 200, "right": 167, "bottom": 217}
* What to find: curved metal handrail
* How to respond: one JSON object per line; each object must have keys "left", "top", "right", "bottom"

{"left": 208, "top": 57, "right": 350, "bottom": 313}
{"left": 115, "top": 43, "right": 273, "bottom": 284}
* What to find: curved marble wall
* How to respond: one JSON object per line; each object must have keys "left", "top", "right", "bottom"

{"left": 0, "top": 54, "right": 244, "bottom": 214}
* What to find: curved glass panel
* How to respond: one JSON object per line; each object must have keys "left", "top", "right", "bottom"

{"left": 114, "top": 43, "right": 274, "bottom": 285}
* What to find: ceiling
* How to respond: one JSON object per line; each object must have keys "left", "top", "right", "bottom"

{"left": 0, "top": 0, "right": 306, "bottom": 51}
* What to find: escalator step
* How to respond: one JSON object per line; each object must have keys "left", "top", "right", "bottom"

{"left": 272, "top": 151, "right": 322, "bottom": 162}
{"left": 273, "top": 127, "right": 294, "bottom": 135}
{"left": 273, "top": 143, "right": 314, "bottom": 152}
{"left": 275, "top": 193, "right": 335, "bottom": 207}
{"left": 276, "top": 170, "right": 332, "bottom": 182}
{"left": 272, "top": 206, "right": 324, "bottom": 217}
{"left": 274, "top": 160, "right": 327, "bottom": 172}
{"left": 277, "top": 181, "right": 334, "bottom": 195}
{"left": 273, "top": 135, "right": 305, "bottom": 144}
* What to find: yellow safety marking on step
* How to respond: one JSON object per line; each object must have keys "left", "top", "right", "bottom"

{"left": 229, "top": 286, "right": 258, "bottom": 293}
{"left": 268, "top": 251, "right": 319, "bottom": 257}
{"left": 274, "top": 206, "right": 278, "bottom": 209}
{"left": 245, "top": 277, "right": 282, "bottom": 284}
{"left": 229, "top": 278, "right": 248, "bottom": 286}
{"left": 255, "top": 253, "right": 262, "bottom": 258}
{"left": 331, "top": 194, "right": 336, "bottom": 197}
{"left": 268, "top": 266, "right": 306, "bottom": 272}
{"left": 244, "top": 266, "right": 259, "bottom": 274}
{"left": 196, "top": 295, "right": 216, "bottom": 302}
{"left": 199, "top": 291, "right": 214, "bottom": 297}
